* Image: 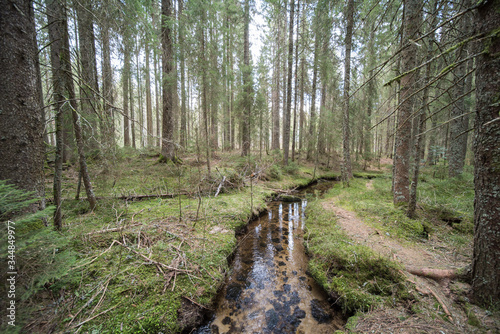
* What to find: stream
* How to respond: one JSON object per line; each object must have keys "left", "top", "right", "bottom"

{"left": 195, "top": 180, "right": 344, "bottom": 334}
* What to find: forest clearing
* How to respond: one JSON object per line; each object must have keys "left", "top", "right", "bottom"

{"left": 1, "top": 0, "right": 499, "bottom": 332}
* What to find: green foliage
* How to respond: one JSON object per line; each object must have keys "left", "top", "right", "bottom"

{"left": 267, "top": 164, "right": 282, "bottom": 180}
{"left": 0, "top": 179, "right": 54, "bottom": 224}
{"left": 283, "top": 161, "right": 300, "bottom": 175}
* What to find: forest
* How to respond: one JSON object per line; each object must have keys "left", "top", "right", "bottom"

{"left": 0, "top": 0, "right": 499, "bottom": 332}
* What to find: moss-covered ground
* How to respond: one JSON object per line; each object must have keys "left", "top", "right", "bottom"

{"left": 304, "top": 164, "right": 500, "bottom": 332}
{"left": 0, "top": 149, "right": 338, "bottom": 333}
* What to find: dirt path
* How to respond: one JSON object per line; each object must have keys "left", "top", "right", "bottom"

{"left": 320, "top": 181, "right": 499, "bottom": 333}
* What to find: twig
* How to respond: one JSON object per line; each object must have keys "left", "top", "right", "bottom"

{"left": 114, "top": 240, "right": 192, "bottom": 273}
{"left": 72, "top": 240, "right": 118, "bottom": 271}
{"left": 72, "top": 303, "right": 121, "bottom": 329}
{"left": 84, "top": 222, "right": 140, "bottom": 236}
{"left": 181, "top": 295, "right": 213, "bottom": 311}
{"left": 428, "top": 286, "right": 454, "bottom": 322}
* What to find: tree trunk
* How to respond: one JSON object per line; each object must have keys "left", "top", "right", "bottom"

{"left": 123, "top": 33, "right": 131, "bottom": 147}
{"left": 342, "top": 0, "right": 354, "bottom": 185}
{"left": 161, "top": 0, "right": 177, "bottom": 161}
{"left": 241, "top": 0, "right": 251, "bottom": 157}
{"left": 271, "top": 9, "right": 281, "bottom": 151}
{"left": 393, "top": 0, "right": 420, "bottom": 204}
{"left": 283, "top": 0, "right": 294, "bottom": 165}
{"left": 101, "top": 19, "right": 114, "bottom": 149}
{"left": 47, "top": 0, "right": 97, "bottom": 222}
{"left": 471, "top": 0, "right": 500, "bottom": 306}
{"left": 146, "top": 40, "right": 153, "bottom": 147}
{"left": 307, "top": 32, "right": 319, "bottom": 161}
{"left": 179, "top": 0, "right": 187, "bottom": 149}
{"left": 448, "top": 0, "right": 472, "bottom": 177}
{"left": 292, "top": 0, "right": 300, "bottom": 162}
{"left": 130, "top": 75, "right": 136, "bottom": 148}
{"left": 76, "top": 0, "right": 100, "bottom": 149}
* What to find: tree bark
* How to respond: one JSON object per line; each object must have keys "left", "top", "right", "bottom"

{"left": 471, "top": 0, "right": 500, "bottom": 306}
{"left": 271, "top": 8, "right": 281, "bottom": 151}
{"left": 123, "top": 32, "right": 131, "bottom": 147}
{"left": 179, "top": 0, "right": 187, "bottom": 149}
{"left": 76, "top": 0, "right": 100, "bottom": 149}
{"left": 283, "top": 0, "right": 294, "bottom": 165}
{"left": 161, "top": 0, "right": 177, "bottom": 161}
{"left": 241, "top": 0, "right": 251, "bottom": 157}
{"left": 393, "top": 0, "right": 420, "bottom": 204}
{"left": 146, "top": 40, "right": 153, "bottom": 147}
{"left": 448, "top": 0, "right": 472, "bottom": 177}
{"left": 307, "top": 31, "right": 319, "bottom": 161}
{"left": 47, "top": 0, "right": 97, "bottom": 217}
{"left": 342, "top": 0, "right": 354, "bottom": 185}
{"left": 101, "top": 15, "right": 114, "bottom": 149}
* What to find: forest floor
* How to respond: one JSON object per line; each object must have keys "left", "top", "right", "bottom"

{"left": 1, "top": 149, "right": 499, "bottom": 333}
{"left": 307, "top": 162, "right": 500, "bottom": 333}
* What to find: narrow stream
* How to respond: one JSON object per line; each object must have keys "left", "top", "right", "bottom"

{"left": 195, "top": 180, "right": 344, "bottom": 334}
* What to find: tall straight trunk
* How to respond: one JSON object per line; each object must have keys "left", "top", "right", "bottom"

{"left": 408, "top": 0, "right": 437, "bottom": 218}
{"left": 123, "top": 37, "right": 131, "bottom": 147}
{"left": 130, "top": 75, "right": 136, "bottom": 148}
{"left": 341, "top": 0, "right": 354, "bottom": 184}
{"left": 448, "top": 0, "right": 472, "bottom": 177}
{"left": 271, "top": 10, "right": 281, "bottom": 151}
{"left": 145, "top": 41, "right": 153, "bottom": 146}
{"left": 471, "top": 0, "right": 500, "bottom": 305}
{"left": 101, "top": 22, "right": 114, "bottom": 148}
{"left": 1, "top": 0, "right": 45, "bottom": 213}
{"left": 393, "top": 0, "right": 420, "bottom": 204}
{"left": 76, "top": 0, "right": 99, "bottom": 148}
{"left": 364, "top": 24, "right": 376, "bottom": 160}
{"left": 292, "top": 0, "right": 300, "bottom": 162}
{"left": 179, "top": 0, "right": 187, "bottom": 148}
{"left": 283, "top": 0, "right": 294, "bottom": 165}
{"left": 135, "top": 38, "right": 144, "bottom": 147}
{"left": 47, "top": 0, "right": 96, "bottom": 220}
{"left": 161, "top": 0, "right": 176, "bottom": 160}
{"left": 241, "top": 0, "right": 251, "bottom": 157}
{"left": 223, "top": 8, "right": 230, "bottom": 150}
{"left": 209, "top": 26, "right": 218, "bottom": 152}
{"left": 307, "top": 32, "right": 319, "bottom": 160}
{"left": 201, "top": 25, "right": 211, "bottom": 172}
{"left": 155, "top": 51, "right": 161, "bottom": 146}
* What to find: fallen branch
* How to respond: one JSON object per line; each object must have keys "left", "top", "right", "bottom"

{"left": 214, "top": 176, "right": 226, "bottom": 197}
{"left": 405, "top": 266, "right": 457, "bottom": 281}
{"left": 71, "top": 303, "right": 121, "bottom": 329}
{"left": 114, "top": 240, "right": 192, "bottom": 273}
{"left": 85, "top": 223, "right": 141, "bottom": 236}
{"left": 182, "top": 295, "right": 213, "bottom": 311}
{"left": 428, "top": 286, "right": 454, "bottom": 322}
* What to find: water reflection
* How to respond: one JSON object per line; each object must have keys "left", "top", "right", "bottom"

{"left": 197, "top": 180, "right": 343, "bottom": 333}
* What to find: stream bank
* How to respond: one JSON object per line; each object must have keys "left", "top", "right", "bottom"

{"left": 193, "top": 179, "right": 345, "bottom": 334}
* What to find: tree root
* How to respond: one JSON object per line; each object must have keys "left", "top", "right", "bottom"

{"left": 405, "top": 266, "right": 457, "bottom": 281}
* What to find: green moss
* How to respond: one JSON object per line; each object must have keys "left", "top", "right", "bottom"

{"left": 305, "top": 200, "right": 407, "bottom": 314}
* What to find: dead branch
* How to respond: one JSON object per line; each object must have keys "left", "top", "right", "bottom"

{"left": 181, "top": 295, "right": 213, "bottom": 311}
{"left": 405, "top": 266, "right": 457, "bottom": 281}
{"left": 214, "top": 176, "right": 226, "bottom": 197}
{"left": 84, "top": 223, "right": 141, "bottom": 236}
{"left": 113, "top": 240, "right": 192, "bottom": 273}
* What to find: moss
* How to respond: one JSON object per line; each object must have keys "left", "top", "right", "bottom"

{"left": 4, "top": 151, "right": 341, "bottom": 333}
{"left": 305, "top": 200, "right": 407, "bottom": 314}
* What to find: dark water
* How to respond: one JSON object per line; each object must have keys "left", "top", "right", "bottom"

{"left": 195, "top": 180, "right": 343, "bottom": 334}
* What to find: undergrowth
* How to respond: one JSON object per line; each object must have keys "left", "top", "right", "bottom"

{"left": 1, "top": 149, "right": 337, "bottom": 333}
